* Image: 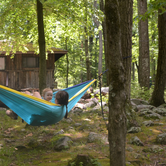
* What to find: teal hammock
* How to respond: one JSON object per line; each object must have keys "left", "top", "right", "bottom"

{"left": 0, "top": 79, "right": 96, "bottom": 126}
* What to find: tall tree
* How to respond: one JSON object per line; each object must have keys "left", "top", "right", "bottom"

{"left": 94, "top": 0, "right": 103, "bottom": 77}
{"left": 37, "top": 0, "right": 46, "bottom": 93}
{"left": 137, "top": 0, "right": 150, "bottom": 88}
{"left": 105, "top": 0, "right": 133, "bottom": 165}
{"left": 120, "top": 0, "right": 133, "bottom": 100}
{"left": 150, "top": 8, "right": 166, "bottom": 106}
{"left": 84, "top": 0, "right": 91, "bottom": 81}
{"left": 100, "top": 0, "right": 109, "bottom": 86}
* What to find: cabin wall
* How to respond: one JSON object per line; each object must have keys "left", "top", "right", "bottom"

{"left": 0, "top": 54, "right": 55, "bottom": 90}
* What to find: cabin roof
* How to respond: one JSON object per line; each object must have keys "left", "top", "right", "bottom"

{"left": 0, "top": 41, "right": 67, "bottom": 61}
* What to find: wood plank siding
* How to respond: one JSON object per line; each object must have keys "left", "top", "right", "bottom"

{"left": 0, "top": 50, "right": 67, "bottom": 90}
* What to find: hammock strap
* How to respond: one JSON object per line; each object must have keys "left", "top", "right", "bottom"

{"left": 65, "top": 105, "right": 68, "bottom": 119}
{"left": 98, "top": 69, "right": 108, "bottom": 129}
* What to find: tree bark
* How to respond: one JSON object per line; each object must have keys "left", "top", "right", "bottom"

{"left": 85, "top": 27, "right": 91, "bottom": 81}
{"left": 94, "top": 0, "right": 103, "bottom": 78}
{"left": 105, "top": 0, "right": 131, "bottom": 165}
{"left": 137, "top": 0, "right": 150, "bottom": 88}
{"left": 36, "top": 0, "right": 46, "bottom": 93}
{"left": 150, "top": 9, "right": 166, "bottom": 106}
{"left": 98, "top": 30, "right": 103, "bottom": 76}
{"left": 66, "top": 37, "right": 69, "bottom": 88}
{"left": 119, "top": 0, "right": 133, "bottom": 100}
{"left": 100, "top": 0, "right": 109, "bottom": 86}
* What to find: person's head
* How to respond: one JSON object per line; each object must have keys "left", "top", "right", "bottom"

{"left": 42, "top": 88, "right": 53, "bottom": 102}
{"left": 55, "top": 91, "right": 69, "bottom": 118}
{"left": 55, "top": 90, "right": 69, "bottom": 105}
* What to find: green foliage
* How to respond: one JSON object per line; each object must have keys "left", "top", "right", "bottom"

{"left": 131, "top": 80, "right": 154, "bottom": 101}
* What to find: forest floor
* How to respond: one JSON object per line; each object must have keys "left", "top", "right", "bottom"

{"left": 0, "top": 105, "right": 166, "bottom": 166}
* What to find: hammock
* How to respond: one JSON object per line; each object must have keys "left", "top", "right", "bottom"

{"left": 0, "top": 79, "right": 96, "bottom": 126}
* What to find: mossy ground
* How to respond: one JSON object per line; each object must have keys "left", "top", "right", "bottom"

{"left": 0, "top": 107, "right": 166, "bottom": 166}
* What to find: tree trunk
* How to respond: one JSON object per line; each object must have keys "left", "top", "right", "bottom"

{"left": 119, "top": 0, "right": 133, "bottom": 100}
{"left": 98, "top": 30, "right": 103, "bottom": 76}
{"left": 80, "top": 41, "right": 84, "bottom": 83}
{"left": 36, "top": 0, "right": 46, "bottom": 93}
{"left": 84, "top": 0, "right": 91, "bottom": 81}
{"left": 105, "top": 0, "right": 130, "bottom": 165}
{"left": 150, "top": 9, "right": 166, "bottom": 106}
{"left": 85, "top": 27, "right": 91, "bottom": 81}
{"left": 100, "top": 0, "right": 109, "bottom": 86}
{"left": 94, "top": 1, "right": 103, "bottom": 78}
{"left": 137, "top": 0, "right": 150, "bottom": 88}
{"left": 132, "top": 63, "right": 135, "bottom": 81}
{"left": 66, "top": 37, "right": 68, "bottom": 88}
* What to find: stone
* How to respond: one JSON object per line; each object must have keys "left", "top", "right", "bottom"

{"left": 131, "top": 99, "right": 149, "bottom": 105}
{"left": 68, "top": 154, "right": 101, "bottom": 166}
{"left": 54, "top": 129, "right": 64, "bottom": 136}
{"left": 127, "top": 127, "right": 142, "bottom": 133}
{"left": 54, "top": 136, "right": 73, "bottom": 151}
{"left": 87, "top": 132, "right": 108, "bottom": 144}
{"left": 156, "top": 133, "right": 166, "bottom": 145}
{"left": 142, "top": 120, "right": 154, "bottom": 126}
{"left": 130, "top": 136, "right": 144, "bottom": 146}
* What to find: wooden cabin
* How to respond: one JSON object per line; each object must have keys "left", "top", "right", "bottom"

{"left": 0, "top": 43, "right": 67, "bottom": 90}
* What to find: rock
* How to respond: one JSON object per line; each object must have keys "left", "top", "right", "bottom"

{"left": 77, "top": 99, "right": 89, "bottom": 104}
{"left": 81, "top": 92, "right": 91, "bottom": 99}
{"left": 153, "top": 107, "right": 166, "bottom": 116}
{"left": 87, "top": 132, "right": 108, "bottom": 144}
{"left": 142, "top": 145, "right": 164, "bottom": 153}
{"left": 64, "top": 118, "right": 73, "bottom": 123}
{"left": 54, "top": 136, "right": 73, "bottom": 151}
{"left": 15, "top": 145, "right": 27, "bottom": 150}
{"left": 68, "top": 154, "right": 101, "bottom": 166}
{"left": 144, "top": 113, "right": 161, "bottom": 120}
{"left": 74, "top": 123, "right": 82, "bottom": 127}
{"left": 158, "top": 103, "right": 166, "bottom": 108}
{"left": 136, "top": 105, "right": 154, "bottom": 111}
{"left": 90, "top": 105, "right": 101, "bottom": 112}
{"left": 130, "top": 136, "right": 144, "bottom": 146}
{"left": 84, "top": 99, "right": 97, "bottom": 108}
{"left": 67, "top": 126, "right": 75, "bottom": 132}
{"left": 54, "top": 129, "right": 64, "bottom": 136}
{"left": 142, "top": 120, "right": 154, "bottom": 126}
{"left": 126, "top": 146, "right": 134, "bottom": 152}
{"left": 156, "top": 133, "right": 166, "bottom": 145}
{"left": 127, "top": 127, "right": 142, "bottom": 133}
{"left": 99, "top": 101, "right": 107, "bottom": 107}
{"left": 94, "top": 87, "right": 109, "bottom": 96}
{"left": 72, "top": 107, "right": 84, "bottom": 113}
{"left": 91, "top": 98, "right": 99, "bottom": 105}
{"left": 131, "top": 99, "right": 149, "bottom": 105}
{"left": 73, "top": 103, "right": 86, "bottom": 111}
{"left": 138, "top": 109, "right": 161, "bottom": 120}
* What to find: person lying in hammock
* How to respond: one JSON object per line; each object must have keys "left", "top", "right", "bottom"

{"left": 6, "top": 88, "right": 53, "bottom": 120}
{"left": 6, "top": 88, "right": 69, "bottom": 119}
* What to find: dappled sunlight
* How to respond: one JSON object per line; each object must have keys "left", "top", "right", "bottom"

{"left": 83, "top": 118, "right": 91, "bottom": 121}
{"left": 151, "top": 129, "right": 162, "bottom": 134}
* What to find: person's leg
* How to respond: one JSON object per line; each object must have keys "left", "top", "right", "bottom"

{"left": 33, "top": 92, "right": 42, "bottom": 99}
{"left": 24, "top": 91, "right": 31, "bottom": 95}
{"left": 6, "top": 110, "right": 18, "bottom": 120}
{"left": 6, "top": 91, "right": 31, "bottom": 120}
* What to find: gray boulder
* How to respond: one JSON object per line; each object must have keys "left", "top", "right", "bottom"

{"left": 87, "top": 132, "right": 108, "bottom": 144}
{"left": 54, "top": 136, "right": 73, "bottom": 151}
{"left": 156, "top": 133, "right": 166, "bottom": 145}
{"left": 127, "top": 127, "right": 142, "bottom": 133}
{"left": 130, "top": 136, "right": 144, "bottom": 146}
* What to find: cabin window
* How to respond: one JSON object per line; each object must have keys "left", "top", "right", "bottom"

{"left": 0, "top": 57, "right": 5, "bottom": 70}
{"left": 23, "top": 57, "right": 39, "bottom": 68}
